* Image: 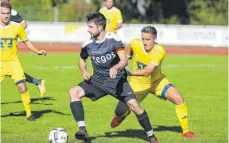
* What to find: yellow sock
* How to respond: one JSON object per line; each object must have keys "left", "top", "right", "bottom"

{"left": 21, "top": 91, "right": 32, "bottom": 118}
{"left": 175, "top": 103, "right": 189, "bottom": 134}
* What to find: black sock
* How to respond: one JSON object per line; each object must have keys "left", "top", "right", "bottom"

{"left": 25, "top": 73, "right": 33, "bottom": 83}
{"left": 25, "top": 73, "right": 40, "bottom": 85}
{"left": 136, "top": 111, "right": 152, "bottom": 132}
{"left": 70, "top": 101, "right": 84, "bottom": 122}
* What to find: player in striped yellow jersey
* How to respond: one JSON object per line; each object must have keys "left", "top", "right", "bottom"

{"left": 110, "top": 26, "right": 197, "bottom": 138}
{"left": 0, "top": 1, "right": 47, "bottom": 121}
{"left": 99, "top": 0, "right": 123, "bottom": 33}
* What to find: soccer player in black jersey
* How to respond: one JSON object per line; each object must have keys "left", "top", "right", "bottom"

{"left": 69, "top": 13, "right": 158, "bottom": 143}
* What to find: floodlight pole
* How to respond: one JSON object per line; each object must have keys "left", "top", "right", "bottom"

{"left": 54, "top": 6, "right": 59, "bottom": 22}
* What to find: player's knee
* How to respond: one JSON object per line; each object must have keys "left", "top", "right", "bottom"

{"left": 17, "top": 84, "right": 27, "bottom": 94}
{"left": 69, "top": 86, "right": 83, "bottom": 101}
{"left": 167, "top": 87, "right": 184, "bottom": 105}
{"left": 126, "top": 99, "right": 143, "bottom": 113}
{"left": 173, "top": 95, "right": 184, "bottom": 105}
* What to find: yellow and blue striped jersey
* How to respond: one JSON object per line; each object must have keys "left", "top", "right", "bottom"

{"left": 129, "top": 38, "right": 166, "bottom": 84}
{"left": 0, "top": 21, "right": 27, "bottom": 61}
{"left": 99, "top": 6, "right": 123, "bottom": 33}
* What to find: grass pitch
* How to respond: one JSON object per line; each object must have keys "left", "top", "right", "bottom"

{"left": 1, "top": 53, "right": 228, "bottom": 143}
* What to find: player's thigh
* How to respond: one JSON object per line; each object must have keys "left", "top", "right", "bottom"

{"left": 130, "top": 81, "right": 151, "bottom": 92}
{"left": 114, "top": 78, "right": 136, "bottom": 103}
{"left": 135, "top": 91, "right": 149, "bottom": 102}
{"left": 151, "top": 77, "right": 174, "bottom": 98}
{"left": 0, "top": 62, "right": 7, "bottom": 84}
{"left": 130, "top": 82, "right": 151, "bottom": 102}
{"left": 165, "top": 86, "right": 184, "bottom": 104}
{"left": 9, "top": 59, "right": 25, "bottom": 83}
{"left": 78, "top": 80, "right": 107, "bottom": 101}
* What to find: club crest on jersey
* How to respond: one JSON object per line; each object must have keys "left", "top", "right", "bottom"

{"left": 137, "top": 61, "right": 147, "bottom": 69}
{"left": 0, "top": 38, "right": 13, "bottom": 49}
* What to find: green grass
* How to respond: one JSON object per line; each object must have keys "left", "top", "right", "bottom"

{"left": 1, "top": 53, "right": 228, "bottom": 143}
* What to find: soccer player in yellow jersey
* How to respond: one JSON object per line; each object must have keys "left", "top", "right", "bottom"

{"left": 110, "top": 26, "right": 197, "bottom": 138}
{"left": 0, "top": 0, "right": 46, "bottom": 97}
{"left": 99, "top": 0, "right": 123, "bottom": 33}
{"left": 0, "top": 1, "right": 47, "bottom": 121}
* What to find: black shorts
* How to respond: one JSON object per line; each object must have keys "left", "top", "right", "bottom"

{"left": 78, "top": 75, "right": 136, "bottom": 103}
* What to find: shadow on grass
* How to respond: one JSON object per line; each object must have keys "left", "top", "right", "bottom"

{"left": 1, "top": 97, "right": 56, "bottom": 105}
{"left": 76, "top": 125, "right": 181, "bottom": 142}
{"left": 154, "top": 125, "right": 181, "bottom": 132}
{"left": 1, "top": 109, "right": 70, "bottom": 119}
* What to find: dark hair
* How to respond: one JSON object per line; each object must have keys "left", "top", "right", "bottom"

{"left": 1, "top": 1, "right": 11, "bottom": 10}
{"left": 141, "top": 26, "right": 157, "bottom": 37}
{"left": 86, "top": 13, "right": 106, "bottom": 30}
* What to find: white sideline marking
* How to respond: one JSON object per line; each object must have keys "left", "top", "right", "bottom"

{"left": 24, "top": 64, "right": 228, "bottom": 70}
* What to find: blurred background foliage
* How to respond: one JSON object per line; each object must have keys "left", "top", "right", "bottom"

{"left": 10, "top": 0, "right": 228, "bottom": 25}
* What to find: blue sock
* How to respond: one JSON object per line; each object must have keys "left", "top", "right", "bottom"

{"left": 32, "top": 78, "right": 40, "bottom": 85}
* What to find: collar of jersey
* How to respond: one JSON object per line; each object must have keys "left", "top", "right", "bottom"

{"left": 92, "top": 32, "right": 110, "bottom": 43}
{"left": 141, "top": 43, "right": 158, "bottom": 54}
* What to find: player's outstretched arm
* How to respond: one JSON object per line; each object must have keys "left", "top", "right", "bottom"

{"left": 128, "top": 63, "right": 157, "bottom": 76}
{"left": 23, "top": 40, "right": 47, "bottom": 56}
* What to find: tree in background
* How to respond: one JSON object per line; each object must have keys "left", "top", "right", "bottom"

{"left": 114, "top": 0, "right": 190, "bottom": 24}
{"left": 10, "top": 0, "right": 228, "bottom": 25}
{"left": 188, "top": 0, "right": 228, "bottom": 25}
{"left": 10, "top": 0, "right": 96, "bottom": 22}
{"left": 10, "top": 0, "right": 53, "bottom": 21}
{"left": 114, "top": 0, "right": 227, "bottom": 25}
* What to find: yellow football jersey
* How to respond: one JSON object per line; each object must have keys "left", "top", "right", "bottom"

{"left": 0, "top": 21, "right": 27, "bottom": 61}
{"left": 99, "top": 6, "right": 123, "bottom": 33}
{"left": 129, "top": 38, "right": 166, "bottom": 84}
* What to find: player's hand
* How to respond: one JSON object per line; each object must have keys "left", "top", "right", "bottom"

{"left": 37, "top": 50, "right": 47, "bottom": 56}
{"left": 82, "top": 71, "right": 90, "bottom": 81}
{"left": 110, "top": 66, "right": 118, "bottom": 79}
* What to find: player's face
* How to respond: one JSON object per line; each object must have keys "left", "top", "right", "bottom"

{"left": 87, "top": 22, "right": 100, "bottom": 38}
{"left": 141, "top": 32, "right": 157, "bottom": 52}
{"left": 0, "top": 7, "right": 11, "bottom": 24}
{"left": 105, "top": 0, "right": 113, "bottom": 9}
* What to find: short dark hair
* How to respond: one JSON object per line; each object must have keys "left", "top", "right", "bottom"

{"left": 1, "top": 1, "right": 11, "bottom": 10}
{"left": 141, "top": 26, "right": 157, "bottom": 37}
{"left": 86, "top": 13, "right": 106, "bottom": 30}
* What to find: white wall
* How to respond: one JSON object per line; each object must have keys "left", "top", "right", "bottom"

{"left": 26, "top": 22, "right": 228, "bottom": 47}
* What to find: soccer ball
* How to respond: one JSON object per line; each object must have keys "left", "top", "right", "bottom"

{"left": 48, "top": 128, "right": 68, "bottom": 143}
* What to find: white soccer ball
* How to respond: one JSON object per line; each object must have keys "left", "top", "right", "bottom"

{"left": 48, "top": 128, "right": 68, "bottom": 143}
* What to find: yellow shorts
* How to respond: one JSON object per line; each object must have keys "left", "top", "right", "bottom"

{"left": 1, "top": 58, "right": 25, "bottom": 84}
{"left": 129, "top": 77, "right": 174, "bottom": 102}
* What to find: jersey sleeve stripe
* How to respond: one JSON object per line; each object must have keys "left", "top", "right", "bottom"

{"left": 21, "top": 39, "right": 28, "bottom": 42}
{"left": 116, "top": 47, "right": 125, "bottom": 52}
